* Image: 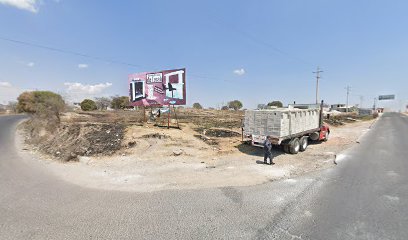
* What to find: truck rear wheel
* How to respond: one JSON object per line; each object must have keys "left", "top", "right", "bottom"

{"left": 289, "top": 138, "right": 300, "bottom": 154}
{"left": 310, "top": 132, "right": 319, "bottom": 141}
{"left": 283, "top": 144, "right": 290, "bottom": 153}
{"left": 299, "top": 136, "right": 308, "bottom": 152}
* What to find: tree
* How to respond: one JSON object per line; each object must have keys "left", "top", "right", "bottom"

{"left": 17, "top": 91, "right": 65, "bottom": 122}
{"left": 257, "top": 104, "right": 266, "bottom": 110}
{"left": 267, "top": 101, "right": 283, "bottom": 108}
{"left": 8, "top": 101, "right": 18, "bottom": 113}
{"left": 17, "top": 91, "right": 36, "bottom": 113}
{"left": 227, "top": 100, "right": 243, "bottom": 111}
{"left": 221, "top": 106, "right": 229, "bottom": 110}
{"left": 80, "top": 99, "right": 97, "bottom": 111}
{"left": 192, "top": 102, "right": 203, "bottom": 109}
{"left": 111, "top": 96, "right": 130, "bottom": 110}
{"left": 95, "top": 97, "right": 111, "bottom": 110}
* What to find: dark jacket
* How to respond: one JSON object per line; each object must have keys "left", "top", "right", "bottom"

{"left": 263, "top": 139, "right": 272, "bottom": 153}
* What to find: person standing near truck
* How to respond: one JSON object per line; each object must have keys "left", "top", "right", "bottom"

{"left": 263, "top": 136, "right": 275, "bottom": 165}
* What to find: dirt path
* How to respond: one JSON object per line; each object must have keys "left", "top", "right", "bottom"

{"left": 17, "top": 119, "right": 376, "bottom": 192}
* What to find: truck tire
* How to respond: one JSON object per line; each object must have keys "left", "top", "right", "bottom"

{"left": 299, "top": 136, "right": 308, "bottom": 152}
{"left": 283, "top": 144, "right": 290, "bottom": 153}
{"left": 310, "top": 132, "right": 319, "bottom": 141}
{"left": 289, "top": 138, "right": 300, "bottom": 154}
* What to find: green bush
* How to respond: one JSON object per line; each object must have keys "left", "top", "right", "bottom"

{"left": 192, "top": 102, "right": 203, "bottom": 109}
{"left": 227, "top": 100, "right": 243, "bottom": 111}
{"left": 267, "top": 101, "right": 283, "bottom": 108}
{"left": 111, "top": 96, "right": 129, "bottom": 110}
{"left": 80, "top": 99, "right": 97, "bottom": 111}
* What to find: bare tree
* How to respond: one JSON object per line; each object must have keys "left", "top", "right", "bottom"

{"left": 8, "top": 101, "right": 18, "bottom": 113}
{"left": 95, "top": 97, "right": 111, "bottom": 110}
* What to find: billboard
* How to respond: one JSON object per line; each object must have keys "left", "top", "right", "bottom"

{"left": 378, "top": 94, "right": 395, "bottom": 100}
{"left": 129, "top": 68, "right": 186, "bottom": 106}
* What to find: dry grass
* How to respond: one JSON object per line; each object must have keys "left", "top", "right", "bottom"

{"left": 324, "top": 113, "right": 375, "bottom": 126}
{"left": 23, "top": 108, "right": 244, "bottom": 161}
{"left": 62, "top": 108, "right": 244, "bottom": 130}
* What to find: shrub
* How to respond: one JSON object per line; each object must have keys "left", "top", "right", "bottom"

{"left": 227, "top": 100, "right": 243, "bottom": 111}
{"left": 192, "top": 103, "right": 203, "bottom": 109}
{"left": 111, "top": 96, "right": 129, "bottom": 110}
{"left": 17, "top": 91, "right": 65, "bottom": 122}
{"left": 267, "top": 101, "right": 283, "bottom": 108}
{"left": 80, "top": 99, "right": 97, "bottom": 111}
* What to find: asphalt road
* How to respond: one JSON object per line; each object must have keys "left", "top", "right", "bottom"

{"left": 260, "top": 112, "right": 408, "bottom": 240}
{"left": 0, "top": 113, "right": 407, "bottom": 239}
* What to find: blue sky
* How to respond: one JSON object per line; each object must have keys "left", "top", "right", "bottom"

{"left": 0, "top": 0, "right": 407, "bottom": 110}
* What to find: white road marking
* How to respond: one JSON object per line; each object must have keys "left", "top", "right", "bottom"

{"left": 335, "top": 154, "right": 348, "bottom": 163}
{"left": 284, "top": 179, "right": 297, "bottom": 184}
{"left": 386, "top": 170, "right": 399, "bottom": 177}
{"left": 384, "top": 195, "right": 400, "bottom": 202}
{"left": 304, "top": 210, "right": 312, "bottom": 217}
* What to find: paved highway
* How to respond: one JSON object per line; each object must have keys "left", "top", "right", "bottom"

{"left": 0, "top": 113, "right": 407, "bottom": 239}
{"left": 259, "top": 112, "right": 408, "bottom": 240}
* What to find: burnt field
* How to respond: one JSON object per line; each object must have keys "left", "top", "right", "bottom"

{"left": 62, "top": 108, "right": 244, "bottom": 129}
{"left": 21, "top": 109, "right": 245, "bottom": 161}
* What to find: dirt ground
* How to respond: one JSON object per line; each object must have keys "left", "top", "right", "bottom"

{"left": 18, "top": 109, "right": 376, "bottom": 192}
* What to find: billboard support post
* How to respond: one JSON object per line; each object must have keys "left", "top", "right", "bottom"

{"left": 143, "top": 106, "right": 146, "bottom": 122}
{"left": 174, "top": 106, "right": 180, "bottom": 129}
{"left": 168, "top": 103, "right": 170, "bottom": 129}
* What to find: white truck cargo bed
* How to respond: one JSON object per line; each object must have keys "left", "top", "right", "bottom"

{"left": 243, "top": 108, "right": 320, "bottom": 144}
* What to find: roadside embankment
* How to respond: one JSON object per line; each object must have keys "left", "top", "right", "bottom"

{"left": 18, "top": 110, "right": 375, "bottom": 192}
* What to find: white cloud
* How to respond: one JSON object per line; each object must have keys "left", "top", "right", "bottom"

{"left": 0, "top": 0, "right": 39, "bottom": 13}
{"left": 27, "top": 62, "right": 35, "bottom": 67}
{"left": 78, "top": 64, "right": 89, "bottom": 69}
{"left": 233, "top": 68, "right": 245, "bottom": 76}
{"left": 0, "top": 82, "right": 25, "bottom": 104}
{"left": 64, "top": 82, "right": 112, "bottom": 95}
{"left": 0, "top": 81, "right": 12, "bottom": 87}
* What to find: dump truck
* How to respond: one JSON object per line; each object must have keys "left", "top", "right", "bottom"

{"left": 243, "top": 102, "right": 330, "bottom": 154}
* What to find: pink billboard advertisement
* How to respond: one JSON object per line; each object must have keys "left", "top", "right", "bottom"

{"left": 129, "top": 68, "right": 186, "bottom": 106}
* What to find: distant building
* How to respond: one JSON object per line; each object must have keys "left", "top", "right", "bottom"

{"left": 330, "top": 104, "right": 346, "bottom": 111}
{"left": 288, "top": 103, "right": 320, "bottom": 109}
{"left": 337, "top": 106, "right": 355, "bottom": 113}
{"left": 376, "top": 108, "right": 384, "bottom": 113}
{"left": 72, "top": 102, "right": 81, "bottom": 109}
{"left": 358, "top": 108, "right": 374, "bottom": 116}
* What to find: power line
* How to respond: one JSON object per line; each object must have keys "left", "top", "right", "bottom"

{"left": 206, "top": 11, "right": 314, "bottom": 66}
{"left": 0, "top": 36, "right": 236, "bottom": 84}
{"left": 0, "top": 36, "right": 144, "bottom": 68}
{"left": 0, "top": 36, "right": 283, "bottom": 87}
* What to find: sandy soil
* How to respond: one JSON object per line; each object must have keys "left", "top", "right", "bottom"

{"left": 17, "top": 119, "right": 376, "bottom": 192}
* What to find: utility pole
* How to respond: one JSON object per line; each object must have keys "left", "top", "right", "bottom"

{"left": 345, "top": 86, "right": 351, "bottom": 113}
{"left": 313, "top": 67, "right": 323, "bottom": 104}
{"left": 359, "top": 96, "right": 364, "bottom": 108}
{"left": 373, "top": 98, "right": 377, "bottom": 110}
